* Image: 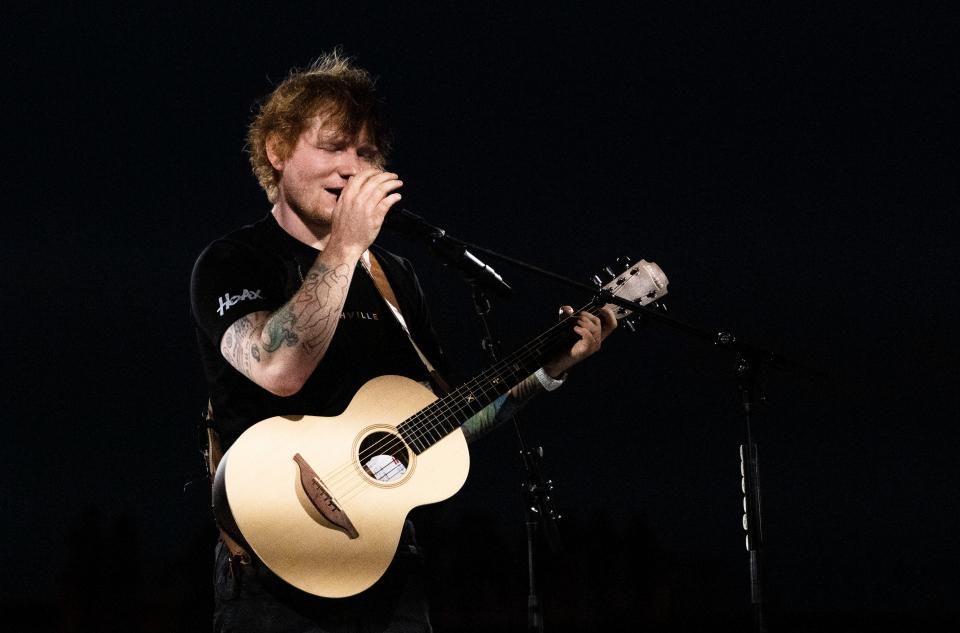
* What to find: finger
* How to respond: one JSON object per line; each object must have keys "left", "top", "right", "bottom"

{"left": 352, "top": 170, "right": 398, "bottom": 199}
{"left": 341, "top": 169, "right": 393, "bottom": 207}
{"left": 558, "top": 305, "right": 574, "bottom": 320}
{"left": 345, "top": 167, "right": 386, "bottom": 191}
{"left": 363, "top": 170, "right": 401, "bottom": 189}
{"left": 572, "top": 325, "right": 599, "bottom": 351}
{"left": 374, "top": 176, "right": 404, "bottom": 200}
{"left": 374, "top": 192, "right": 404, "bottom": 221}
{"left": 573, "top": 322, "right": 599, "bottom": 341}
{"left": 577, "top": 314, "right": 602, "bottom": 337}
{"left": 357, "top": 172, "right": 403, "bottom": 211}
{"left": 578, "top": 312, "right": 601, "bottom": 329}
{"left": 336, "top": 170, "right": 377, "bottom": 209}
{"left": 597, "top": 307, "right": 618, "bottom": 338}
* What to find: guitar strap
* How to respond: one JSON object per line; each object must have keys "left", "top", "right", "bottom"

{"left": 202, "top": 402, "right": 250, "bottom": 571}
{"left": 366, "top": 251, "right": 451, "bottom": 395}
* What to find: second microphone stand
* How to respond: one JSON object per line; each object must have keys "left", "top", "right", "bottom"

{"left": 470, "top": 284, "right": 561, "bottom": 633}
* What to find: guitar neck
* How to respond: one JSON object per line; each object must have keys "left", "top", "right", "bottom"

{"left": 398, "top": 301, "right": 602, "bottom": 454}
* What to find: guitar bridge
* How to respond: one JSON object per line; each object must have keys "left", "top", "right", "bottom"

{"left": 293, "top": 453, "right": 359, "bottom": 539}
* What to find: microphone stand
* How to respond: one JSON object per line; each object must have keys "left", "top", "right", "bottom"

{"left": 736, "top": 349, "right": 767, "bottom": 633}
{"left": 387, "top": 212, "right": 824, "bottom": 633}
{"left": 470, "top": 284, "right": 561, "bottom": 633}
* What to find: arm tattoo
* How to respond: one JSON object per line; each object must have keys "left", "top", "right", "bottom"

{"left": 293, "top": 263, "right": 350, "bottom": 354}
{"left": 262, "top": 305, "right": 299, "bottom": 351}
{"left": 461, "top": 373, "right": 545, "bottom": 443}
{"left": 219, "top": 260, "right": 352, "bottom": 384}
{"left": 221, "top": 314, "right": 259, "bottom": 379}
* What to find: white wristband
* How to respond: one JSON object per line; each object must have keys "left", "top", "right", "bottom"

{"left": 534, "top": 367, "right": 567, "bottom": 392}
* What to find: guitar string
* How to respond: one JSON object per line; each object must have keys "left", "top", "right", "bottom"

{"left": 321, "top": 300, "right": 610, "bottom": 498}
{"left": 324, "top": 302, "right": 611, "bottom": 501}
{"left": 334, "top": 333, "right": 579, "bottom": 500}
{"left": 331, "top": 300, "right": 594, "bottom": 476}
{"left": 341, "top": 301, "right": 595, "bottom": 469}
{"left": 344, "top": 306, "right": 604, "bottom": 499}
{"left": 336, "top": 271, "right": 656, "bottom": 495}
{"left": 319, "top": 310, "right": 588, "bottom": 499}
{"left": 316, "top": 303, "right": 597, "bottom": 499}
{"left": 403, "top": 302, "right": 606, "bottom": 445}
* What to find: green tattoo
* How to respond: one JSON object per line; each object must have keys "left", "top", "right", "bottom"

{"left": 263, "top": 306, "right": 299, "bottom": 352}
{"left": 461, "top": 374, "right": 545, "bottom": 443}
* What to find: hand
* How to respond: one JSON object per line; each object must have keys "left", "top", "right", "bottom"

{"left": 328, "top": 168, "right": 403, "bottom": 256}
{"left": 542, "top": 305, "right": 618, "bottom": 378}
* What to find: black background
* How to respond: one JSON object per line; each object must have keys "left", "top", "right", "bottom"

{"left": 3, "top": 2, "right": 958, "bottom": 631}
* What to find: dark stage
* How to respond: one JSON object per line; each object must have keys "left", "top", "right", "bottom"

{"left": 3, "top": 2, "right": 958, "bottom": 631}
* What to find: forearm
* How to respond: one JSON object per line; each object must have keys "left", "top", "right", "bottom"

{"left": 461, "top": 373, "right": 546, "bottom": 443}
{"left": 461, "top": 303, "right": 614, "bottom": 434}
{"left": 221, "top": 244, "right": 359, "bottom": 395}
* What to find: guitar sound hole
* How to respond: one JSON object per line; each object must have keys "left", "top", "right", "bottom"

{"left": 358, "top": 431, "right": 410, "bottom": 483}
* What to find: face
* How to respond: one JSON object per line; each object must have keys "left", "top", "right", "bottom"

{"left": 271, "top": 116, "right": 380, "bottom": 226}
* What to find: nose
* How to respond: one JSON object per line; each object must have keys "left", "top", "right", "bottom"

{"left": 337, "top": 149, "right": 364, "bottom": 179}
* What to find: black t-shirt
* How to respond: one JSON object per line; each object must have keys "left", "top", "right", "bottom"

{"left": 190, "top": 214, "right": 446, "bottom": 451}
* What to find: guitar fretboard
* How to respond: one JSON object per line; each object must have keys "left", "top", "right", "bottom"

{"left": 397, "top": 301, "right": 602, "bottom": 454}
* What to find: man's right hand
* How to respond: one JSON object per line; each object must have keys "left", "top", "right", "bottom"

{"left": 327, "top": 168, "right": 403, "bottom": 258}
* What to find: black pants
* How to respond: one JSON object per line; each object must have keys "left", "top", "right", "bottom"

{"left": 213, "top": 541, "right": 433, "bottom": 633}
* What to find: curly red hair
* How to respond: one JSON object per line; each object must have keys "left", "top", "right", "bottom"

{"left": 247, "top": 51, "right": 391, "bottom": 202}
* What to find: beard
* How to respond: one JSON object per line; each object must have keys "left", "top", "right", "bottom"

{"left": 279, "top": 178, "right": 337, "bottom": 229}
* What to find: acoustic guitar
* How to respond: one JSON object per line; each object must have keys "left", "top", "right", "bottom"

{"left": 213, "top": 258, "right": 668, "bottom": 597}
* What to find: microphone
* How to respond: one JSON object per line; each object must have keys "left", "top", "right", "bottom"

{"left": 384, "top": 208, "right": 513, "bottom": 297}
{"left": 382, "top": 207, "right": 444, "bottom": 238}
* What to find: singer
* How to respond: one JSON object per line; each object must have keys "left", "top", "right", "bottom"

{"left": 190, "top": 51, "right": 616, "bottom": 633}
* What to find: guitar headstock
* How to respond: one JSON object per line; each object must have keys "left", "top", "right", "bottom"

{"left": 592, "top": 256, "right": 669, "bottom": 331}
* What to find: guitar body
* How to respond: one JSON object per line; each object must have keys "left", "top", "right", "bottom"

{"left": 214, "top": 375, "right": 470, "bottom": 598}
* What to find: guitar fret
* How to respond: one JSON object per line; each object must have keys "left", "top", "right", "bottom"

{"left": 399, "top": 422, "right": 424, "bottom": 455}
{"left": 399, "top": 298, "right": 602, "bottom": 453}
{"left": 424, "top": 409, "right": 442, "bottom": 444}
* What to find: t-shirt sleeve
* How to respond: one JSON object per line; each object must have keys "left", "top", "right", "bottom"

{"left": 190, "top": 239, "right": 285, "bottom": 348}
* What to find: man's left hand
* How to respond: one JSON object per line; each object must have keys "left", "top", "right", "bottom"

{"left": 542, "top": 305, "right": 618, "bottom": 378}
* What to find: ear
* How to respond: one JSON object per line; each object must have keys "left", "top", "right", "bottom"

{"left": 265, "top": 134, "right": 285, "bottom": 171}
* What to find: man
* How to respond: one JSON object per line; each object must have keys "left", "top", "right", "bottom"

{"left": 191, "top": 52, "right": 616, "bottom": 633}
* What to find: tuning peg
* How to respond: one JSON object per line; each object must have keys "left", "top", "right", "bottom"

{"left": 615, "top": 255, "right": 633, "bottom": 270}
{"left": 623, "top": 319, "right": 637, "bottom": 333}
{"left": 591, "top": 265, "right": 616, "bottom": 285}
